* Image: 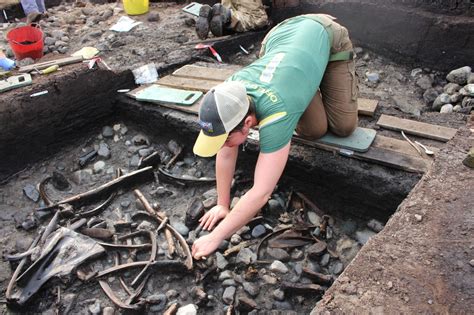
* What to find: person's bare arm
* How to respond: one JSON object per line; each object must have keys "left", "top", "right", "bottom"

{"left": 192, "top": 142, "right": 291, "bottom": 259}
{"left": 199, "top": 145, "right": 239, "bottom": 231}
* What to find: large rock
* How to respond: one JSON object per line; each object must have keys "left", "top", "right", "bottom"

{"left": 446, "top": 66, "right": 471, "bottom": 85}
{"left": 392, "top": 95, "right": 422, "bottom": 116}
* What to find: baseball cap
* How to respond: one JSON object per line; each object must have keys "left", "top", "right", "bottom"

{"left": 193, "top": 81, "right": 249, "bottom": 157}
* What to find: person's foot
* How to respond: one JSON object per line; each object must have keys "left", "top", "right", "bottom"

{"left": 210, "top": 4, "right": 231, "bottom": 37}
{"left": 26, "top": 12, "right": 42, "bottom": 24}
{"left": 195, "top": 4, "right": 212, "bottom": 40}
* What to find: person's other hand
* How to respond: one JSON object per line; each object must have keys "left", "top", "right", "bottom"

{"left": 199, "top": 204, "right": 229, "bottom": 231}
{"left": 192, "top": 233, "right": 222, "bottom": 260}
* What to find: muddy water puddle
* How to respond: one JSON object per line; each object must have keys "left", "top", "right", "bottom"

{"left": 1, "top": 121, "right": 384, "bottom": 314}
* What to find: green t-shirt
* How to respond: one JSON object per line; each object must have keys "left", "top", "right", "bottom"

{"left": 228, "top": 16, "right": 330, "bottom": 153}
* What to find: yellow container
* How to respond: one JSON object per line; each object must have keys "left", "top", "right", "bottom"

{"left": 123, "top": 0, "right": 149, "bottom": 15}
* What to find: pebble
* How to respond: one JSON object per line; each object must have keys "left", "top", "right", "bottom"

{"left": 93, "top": 161, "right": 106, "bottom": 173}
{"left": 230, "top": 234, "right": 242, "bottom": 245}
{"left": 440, "top": 104, "right": 453, "bottom": 114}
{"left": 307, "top": 211, "right": 321, "bottom": 225}
{"left": 331, "top": 261, "right": 344, "bottom": 275}
{"left": 387, "top": 281, "right": 393, "bottom": 289}
{"left": 216, "top": 252, "right": 228, "bottom": 269}
{"left": 203, "top": 197, "right": 217, "bottom": 208}
{"left": 262, "top": 274, "right": 277, "bottom": 284}
{"left": 269, "top": 260, "right": 289, "bottom": 273}
{"left": 267, "top": 247, "right": 290, "bottom": 262}
{"left": 267, "top": 198, "right": 282, "bottom": 212}
{"left": 203, "top": 188, "right": 217, "bottom": 199}
{"left": 293, "top": 262, "right": 303, "bottom": 275}
{"left": 320, "top": 253, "right": 330, "bottom": 267}
{"left": 176, "top": 304, "right": 197, "bottom": 315}
{"left": 222, "top": 286, "right": 236, "bottom": 304}
{"left": 138, "top": 148, "right": 153, "bottom": 157}
{"left": 148, "top": 12, "right": 160, "bottom": 22}
{"left": 450, "top": 93, "right": 462, "bottom": 103}
{"left": 432, "top": 93, "right": 451, "bottom": 111}
{"left": 453, "top": 104, "right": 462, "bottom": 112}
{"left": 291, "top": 248, "right": 304, "bottom": 260}
{"left": 307, "top": 241, "right": 327, "bottom": 259}
{"left": 236, "top": 248, "right": 256, "bottom": 265}
{"left": 336, "top": 236, "right": 360, "bottom": 264}
{"left": 367, "top": 219, "right": 384, "bottom": 232}
{"left": 120, "top": 200, "right": 131, "bottom": 209}
{"left": 218, "top": 270, "right": 234, "bottom": 281}
{"left": 272, "top": 289, "right": 285, "bottom": 301}
{"left": 102, "top": 307, "right": 114, "bottom": 315}
{"left": 132, "top": 134, "right": 150, "bottom": 146}
{"left": 88, "top": 300, "right": 101, "bottom": 315}
{"left": 462, "top": 84, "right": 474, "bottom": 97}
{"left": 120, "top": 126, "right": 128, "bottom": 135}
{"left": 166, "top": 289, "right": 178, "bottom": 300}
{"left": 443, "top": 83, "right": 461, "bottom": 94}
{"left": 243, "top": 282, "right": 259, "bottom": 297}
{"left": 251, "top": 224, "right": 266, "bottom": 238}
{"left": 411, "top": 68, "right": 423, "bottom": 77}
{"left": 469, "top": 259, "right": 474, "bottom": 267}
{"left": 423, "top": 88, "right": 439, "bottom": 104}
{"left": 97, "top": 143, "right": 111, "bottom": 159}
{"left": 23, "top": 184, "right": 40, "bottom": 202}
{"left": 416, "top": 75, "right": 433, "bottom": 90}
{"left": 355, "top": 229, "right": 376, "bottom": 245}
{"left": 222, "top": 279, "right": 236, "bottom": 287}
{"left": 102, "top": 126, "right": 114, "bottom": 138}
{"left": 171, "top": 221, "right": 189, "bottom": 236}
{"left": 365, "top": 71, "right": 380, "bottom": 83}
{"left": 415, "top": 214, "right": 423, "bottom": 222}
{"left": 146, "top": 294, "right": 167, "bottom": 311}
{"left": 129, "top": 155, "right": 140, "bottom": 167}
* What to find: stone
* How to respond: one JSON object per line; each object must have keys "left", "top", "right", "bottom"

{"left": 102, "top": 9, "right": 113, "bottom": 20}
{"left": 216, "top": 252, "right": 229, "bottom": 269}
{"left": 453, "top": 105, "right": 462, "bottom": 112}
{"left": 120, "top": 200, "right": 131, "bottom": 209}
{"left": 367, "top": 219, "right": 384, "bottom": 232}
{"left": 416, "top": 75, "right": 433, "bottom": 90}
{"left": 355, "top": 229, "right": 376, "bottom": 245}
{"left": 307, "top": 211, "right": 321, "bottom": 225}
{"left": 341, "top": 219, "right": 357, "bottom": 235}
{"left": 440, "top": 104, "right": 453, "bottom": 113}
{"left": 444, "top": 83, "right": 461, "bottom": 94}
{"left": 320, "top": 253, "right": 330, "bottom": 267}
{"left": 146, "top": 294, "right": 167, "bottom": 312}
{"left": 88, "top": 300, "right": 101, "bottom": 315}
{"left": 93, "top": 161, "right": 106, "bottom": 173}
{"left": 236, "top": 248, "right": 256, "bottom": 265}
{"left": 411, "top": 68, "right": 423, "bottom": 77}
{"left": 450, "top": 92, "right": 462, "bottom": 104}
{"left": 423, "top": 88, "right": 439, "bottom": 104}
{"left": 362, "top": 53, "right": 370, "bottom": 61}
{"left": 138, "top": 148, "right": 153, "bottom": 157}
{"left": 222, "top": 279, "right": 236, "bottom": 287}
{"left": 129, "top": 155, "right": 140, "bottom": 167}
{"left": 218, "top": 270, "right": 234, "bottom": 281}
{"left": 72, "top": 169, "right": 92, "bottom": 185}
{"left": 461, "top": 84, "right": 474, "bottom": 97}
{"left": 463, "top": 148, "right": 474, "bottom": 169}
{"left": 251, "top": 224, "right": 266, "bottom": 238}
{"left": 243, "top": 282, "right": 259, "bottom": 297}
{"left": 202, "top": 197, "right": 217, "bottom": 208}
{"left": 392, "top": 95, "right": 421, "bottom": 116}
{"left": 336, "top": 236, "right": 360, "bottom": 264}
{"left": 132, "top": 134, "right": 150, "bottom": 146}
{"left": 267, "top": 248, "right": 290, "bottom": 262}
{"left": 166, "top": 289, "right": 178, "bottom": 300}
{"left": 365, "top": 71, "right": 380, "bottom": 83}
{"left": 262, "top": 274, "right": 277, "bottom": 284}
{"left": 97, "top": 143, "right": 111, "bottom": 159}
{"left": 414, "top": 214, "right": 423, "bottom": 222}
{"left": 307, "top": 241, "right": 327, "bottom": 259}
{"left": 432, "top": 93, "right": 451, "bottom": 111}
{"left": 269, "top": 260, "right": 289, "bottom": 273}
{"left": 102, "top": 126, "right": 114, "bottom": 138}
{"left": 469, "top": 259, "right": 474, "bottom": 267}
{"left": 176, "top": 304, "right": 197, "bottom": 315}
{"left": 446, "top": 66, "right": 471, "bottom": 85}
{"left": 291, "top": 248, "right": 304, "bottom": 260}
{"left": 462, "top": 97, "right": 473, "bottom": 108}
{"left": 267, "top": 199, "right": 282, "bottom": 212}
{"left": 203, "top": 188, "right": 217, "bottom": 199}
{"left": 230, "top": 234, "right": 242, "bottom": 245}
{"left": 272, "top": 289, "right": 285, "bottom": 301}
{"left": 171, "top": 221, "right": 189, "bottom": 236}
{"left": 223, "top": 286, "right": 236, "bottom": 304}
{"left": 44, "top": 36, "right": 56, "bottom": 45}
{"left": 51, "top": 30, "right": 66, "bottom": 39}
{"left": 331, "top": 261, "right": 344, "bottom": 275}
{"left": 148, "top": 12, "right": 160, "bottom": 22}
{"left": 23, "top": 184, "right": 39, "bottom": 202}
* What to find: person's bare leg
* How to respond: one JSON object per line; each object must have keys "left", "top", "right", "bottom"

{"left": 296, "top": 91, "right": 328, "bottom": 139}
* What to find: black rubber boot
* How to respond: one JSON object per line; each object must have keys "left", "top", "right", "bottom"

{"left": 210, "top": 3, "right": 231, "bottom": 37}
{"left": 196, "top": 4, "right": 212, "bottom": 40}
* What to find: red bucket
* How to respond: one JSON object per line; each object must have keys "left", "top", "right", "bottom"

{"left": 6, "top": 26, "right": 44, "bottom": 60}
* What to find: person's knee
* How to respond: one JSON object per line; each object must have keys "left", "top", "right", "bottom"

{"left": 330, "top": 120, "right": 357, "bottom": 137}
{"left": 296, "top": 123, "right": 327, "bottom": 140}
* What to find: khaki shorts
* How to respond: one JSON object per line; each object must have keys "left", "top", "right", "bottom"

{"left": 222, "top": 0, "right": 268, "bottom": 32}
{"left": 261, "top": 14, "right": 359, "bottom": 138}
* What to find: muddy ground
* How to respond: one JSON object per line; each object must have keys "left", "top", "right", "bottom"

{"left": 0, "top": 1, "right": 473, "bottom": 314}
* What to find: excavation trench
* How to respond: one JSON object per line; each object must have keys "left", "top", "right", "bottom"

{"left": 0, "top": 64, "right": 421, "bottom": 313}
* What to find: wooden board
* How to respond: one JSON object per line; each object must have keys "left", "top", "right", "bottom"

{"left": 172, "top": 65, "right": 237, "bottom": 81}
{"left": 18, "top": 56, "right": 84, "bottom": 72}
{"left": 376, "top": 114, "right": 457, "bottom": 142}
{"left": 159, "top": 65, "right": 379, "bottom": 117}
{"left": 294, "top": 135, "right": 432, "bottom": 173}
{"left": 372, "top": 135, "right": 439, "bottom": 158}
{"left": 357, "top": 98, "right": 378, "bottom": 117}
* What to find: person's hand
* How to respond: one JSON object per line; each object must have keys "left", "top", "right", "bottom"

{"left": 199, "top": 204, "right": 229, "bottom": 231}
{"left": 192, "top": 233, "right": 222, "bottom": 260}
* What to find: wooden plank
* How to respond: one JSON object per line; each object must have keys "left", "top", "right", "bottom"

{"left": 376, "top": 114, "right": 457, "bottom": 142}
{"left": 19, "top": 56, "right": 84, "bottom": 72}
{"left": 357, "top": 98, "right": 378, "bottom": 117}
{"left": 172, "top": 65, "right": 237, "bottom": 82}
{"left": 157, "top": 76, "right": 217, "bottom": 92}
{"left": 372, "top": 135, "right": 439, "bottom": 157}
{"left": 294, "top": 136, "right": 430, "bottom": 173}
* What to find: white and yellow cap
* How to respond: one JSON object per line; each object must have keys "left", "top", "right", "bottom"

{"left": 193, "top": 81, "right": 249, "bottom": 157}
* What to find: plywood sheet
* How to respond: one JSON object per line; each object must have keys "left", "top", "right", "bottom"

{"left": 157, "top": 76, "right": 217, "bottom": 92}
{"left": 357, "top": 98, "right": 378, "bottom": 117}
{"left": 376, "top": 114, "right": 457, "bottom": 142}
{"left": 172, "top": 65, "right": 236, "bottom": 81}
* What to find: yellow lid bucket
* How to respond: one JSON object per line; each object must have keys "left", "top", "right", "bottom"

{"left": 123, "top": 0, "right": 149, "bottom": 15}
